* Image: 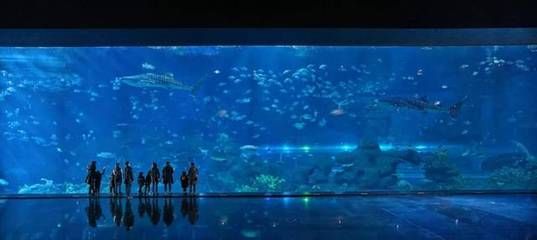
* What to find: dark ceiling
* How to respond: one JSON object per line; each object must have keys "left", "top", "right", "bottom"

{"left": 1, "top": 1, "right": 536, "bottom": 28}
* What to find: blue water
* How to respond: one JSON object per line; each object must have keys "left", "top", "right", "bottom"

{"left": 0, "top": 46, "right": 536, "bottom": 194}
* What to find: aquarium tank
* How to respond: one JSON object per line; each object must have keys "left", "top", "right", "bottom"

{"left": 0, "top": 45, "right": 536, "bottom": 194}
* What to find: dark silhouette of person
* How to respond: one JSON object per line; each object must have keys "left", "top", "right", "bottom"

{"left": 162, "top": 161, "right": 174, "bottom": 194}
{"left": 137, "top": 195, "right": 146, "bottom": 218}
{"left": 110, "top": 197, "right": 123, "bottom": 227}
{"left": 85, "top": 197, "right": 102, "bottom": 228}
{"left": 149, "top": 198, "right": 160, "bottom": 225}
{"left": 137, "top": 172, "right": 145, "bottom": 196}
{"left": 113, "top": 163, "right": 123, "bottom": 196}
{"left": 123, "top": 199, "right": 135, "bottom": 231}
{"left": 109, "top": 171, "right": 116, "bottom": 196}
{"left": 85, "top": 161, "right": 97, "bottom": 195}
{"left": 187, "top": 161, "right": 199, "bottom": 194}
{"left": 180, "top": 171, "right": 188, "bottom": 194}
{"left": 163, "top": 197, "right": 174, "bottom": 226}
{"left": 94, "top": 168, "right": 105, "bottom": 196}
{"left": 124, "top": 161, "right": 134, "bottom": 197}
{"left": 144, "top": 171, "right": 151, "bottom": 196}
{"left": 150, "top": 162, "right": 160, "bottom": 195}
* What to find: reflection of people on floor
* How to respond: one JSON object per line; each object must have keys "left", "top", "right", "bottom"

{"left": 187, "top": 197, "right": 199, "bottom": 225}
{"left": 86, "top": 198, "right": 103, "bottom": 228}
{"left": 144, "top": 196, "right": 152, "bottom": 219}
{"left": 181, "top": 197, "right": 189, "bottom": 218}
{"left": 163, "top": 197, "right": 175, "bottom": 226}
{"left": 181, "top": 197, "right": 199, "bottom": 225}
{"left": 137, "top": 195, "right": 147, "bottom": 218}
{"left": 150, "top": 198, "right": 161, "bottom": 225}
{"left": 110, "top": 197, "right": 123, "bottom": 226}
{"left": 123, "top": 199, "right": 134, "bottom": 231}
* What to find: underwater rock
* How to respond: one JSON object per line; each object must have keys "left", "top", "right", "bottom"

{"left": 396, "top": 180, "right": 413, "bottom": 191}
{"left": 489, "top": 161, "right": 537, "bottom": 189}
{"left": 18, "top": 178, "right": 87, "bottom": 194}
{"left": 330, "top": 138, "right": 421, "bottom": 189}
{"left": 481, "top": 153, "right": 527, "bottom": 172}
{"left": 423, "top": 149, "right": 462, "bottom": 189}
{"left": 307, "top": 167, "right": 328, "bottom": 184}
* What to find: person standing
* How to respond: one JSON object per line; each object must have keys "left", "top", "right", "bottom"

{"left": 95, "top": 168, "right": 105, "bottom": 196}
{"left": 180, "top": 171, "right": 189, "bottom": 194}
{"left": 187, "top": 161, "right": 199, "bottom": 194}
{"left": 150, "top": 162, "right": 160, "bottom": 195}
{"left": 137, "top": 172, "right": 145, "bottom": 196}
{"left": 144, "top": 170, "right": 152, "bottom": 196}
{"left": 113, "top": 163, "right": 123, "bottom": 196}
{"left": 109, "top": 170, "right": 116, "bottom": 196}
{"left": 85, "top": 161, "right": 97, "bottom": 195}
{"left": 124, "top": 161, "right": 134, "bottom": 197}
{"left": 162, "top": 161, "right": 174, "bottom": 194}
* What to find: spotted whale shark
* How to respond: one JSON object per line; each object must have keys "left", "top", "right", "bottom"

{"left": 117, "top": 72, "right": 203, "bottom": 92}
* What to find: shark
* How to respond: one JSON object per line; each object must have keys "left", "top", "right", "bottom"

{"left": 378, "top": 95, "right": 468, "bottom": 118}
{"left": 116, "top": 72, "right": 203, "bottom": 92}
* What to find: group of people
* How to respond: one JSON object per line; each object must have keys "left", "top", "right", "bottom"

{"left": 85, "top": 160, "right": 199, "bottom": 196}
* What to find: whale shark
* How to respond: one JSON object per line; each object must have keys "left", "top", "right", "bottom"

{"left": 117, "top": 72, "right": 203, "bottom": 92}
{"left": 378, "top": 95, "right": 468, "bottom": 118}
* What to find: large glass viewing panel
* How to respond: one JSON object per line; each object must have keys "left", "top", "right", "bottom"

{"left": 0, "top": 44, "right": 536, "bottom": 194}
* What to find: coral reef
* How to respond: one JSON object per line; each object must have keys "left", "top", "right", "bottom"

{"left": 235, "top": 174, "right": 286, "bottom": 192}
{"left": 489, "top": 161, "right": 537, "bottom": 190}
{"left": 486, "top": 141, "right": 537, "bottom": 190}
{"left": 423, "top": 149, "right": 462, "bottom": 190}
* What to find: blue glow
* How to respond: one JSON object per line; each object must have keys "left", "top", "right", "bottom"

{"left": 414, "top": 144, "right": 428, "bottom": 150}
{"left": 341, "top": 144, "right": 353, "bottom": 152}
{"left": 302, "top": 145, "right": 310, "bottom": 152}
{"left": 379, "top": 143, "right": 394, "bottom": 151}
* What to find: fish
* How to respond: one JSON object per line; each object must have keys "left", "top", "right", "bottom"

{"left": 96, "top": 152, "right": 116, "bottom": 159}
{"left": 116, "top": 72, "right": 203, "bottom": 93}
{"left": 240, "top": 145, "right": 258, "bottom": 151}
{"left": 378, "top": 95, "right": 468, "bottom": 118}
{"left": 141, "top": 62, "right": 155, "bottom": 70}
{"left": 210, "top": 156, "right": 227, "bottom": 162}
{"left": 330, "top": 108, "right": 345, "bottom": 116}
{"left": 293, "top": 122, "right": 305, "bottom": 129}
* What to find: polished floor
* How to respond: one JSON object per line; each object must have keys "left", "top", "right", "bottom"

{"left": 0, "top": 194, "right": 535, "bottom": 240}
